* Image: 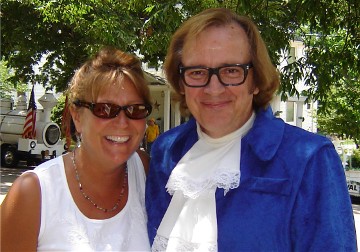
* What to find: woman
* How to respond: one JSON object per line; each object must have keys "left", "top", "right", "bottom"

{"left": 1, "top": 47, "right": 152, "bottom": 251}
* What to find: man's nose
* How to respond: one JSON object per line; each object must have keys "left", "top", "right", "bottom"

{"left": 204, "top": 73, "right": 226, "bottom": 95}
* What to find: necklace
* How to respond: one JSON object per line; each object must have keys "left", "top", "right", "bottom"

{"left": 71, "top": 150, "right": 128, "bottom": 213}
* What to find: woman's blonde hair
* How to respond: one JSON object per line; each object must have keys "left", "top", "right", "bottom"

{"left": 164, "top": 8, "right": 280, "bottom": 116}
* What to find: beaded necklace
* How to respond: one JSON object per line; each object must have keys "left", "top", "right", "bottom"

{"left": 72, "top": 150, "right": 128, "bottom": 213}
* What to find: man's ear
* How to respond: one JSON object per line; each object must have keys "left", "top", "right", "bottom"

{"left": 179, "top": 82, "right": 185, "bottom": 95}
{"left": 250, "top": 84, "right": 259, "bottom": 95}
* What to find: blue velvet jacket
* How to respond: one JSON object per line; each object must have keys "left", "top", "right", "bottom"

{"left": 146, "top": 107, "right": 357, "bottom": 251}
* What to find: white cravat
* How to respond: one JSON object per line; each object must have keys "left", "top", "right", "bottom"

{"left": 152, "top": 113, "right": 255, "bottom": 252}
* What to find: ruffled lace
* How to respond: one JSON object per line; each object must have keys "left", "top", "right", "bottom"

{"left": 152, "top": 235, "right": 217, "bottom": 252}
{"left": 154, "top": 113, "right": 256, "bottom": 252}
{"left": 166, "top": 167, "right": 240, "bottom": 198}
{"left": 165, "top": 120, "right": 252, "bottom": 199}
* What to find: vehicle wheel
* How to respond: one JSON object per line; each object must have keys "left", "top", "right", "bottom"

{"left": 1, "top": 146, "right": 19, "bottom": 168}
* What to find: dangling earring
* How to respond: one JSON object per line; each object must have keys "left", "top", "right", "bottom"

{"left": 76, "top": 134, "right": 82, "bottom": 147}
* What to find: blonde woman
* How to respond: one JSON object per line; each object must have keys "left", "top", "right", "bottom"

{"left": 2, "top": 47, "right": 152, "bottom": 251}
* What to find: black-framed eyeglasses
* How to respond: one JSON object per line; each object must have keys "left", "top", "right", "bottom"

{"left": 179, "top": 63, "right": 253, "bottom": 87}
{"left": 73, "top": 100, "right": 152, "bottom": 120}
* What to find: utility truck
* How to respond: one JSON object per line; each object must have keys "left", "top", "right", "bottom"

{"left": 333, "top": 140, "right": 360, "bottom": 198}
{"left": 0, "top": 93, "right": 67, "bottom": 167}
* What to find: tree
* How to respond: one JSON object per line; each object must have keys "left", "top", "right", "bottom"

{"left": 0, "top": 59, "right": 28, "bottom": 98}
{"left": 50, "top": 94, "right": 66, "bottom": 127}
{"left": 1, "top": 0, "right": 359, "bottom": 107}
{"left": 317, "top": 68, "right": 360, "bottom": 147}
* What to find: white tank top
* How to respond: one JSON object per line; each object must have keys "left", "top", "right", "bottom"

{"left": 27, "top": 152, "right": 150, "bottom": 251}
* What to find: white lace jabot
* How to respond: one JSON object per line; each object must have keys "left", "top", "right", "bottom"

{"left": 152, "top": 113, "right": 255, "bottom": 252}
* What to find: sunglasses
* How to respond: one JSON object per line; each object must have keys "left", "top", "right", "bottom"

{"left": 73, "top": 100, "right": 152, "bottom": 120}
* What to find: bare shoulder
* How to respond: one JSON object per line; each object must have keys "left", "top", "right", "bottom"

{"left": 2, "top": 171, "right": 41, "bottom": 207}
{"left": 136, "top": 149, "right": 150, "bottom": 175}
{"left": 1, "top": 172, "right": 41, "bottom": 250}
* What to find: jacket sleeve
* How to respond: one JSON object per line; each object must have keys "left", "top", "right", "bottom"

{"left": 291, "top": 144, "right": 357, "bottom": 251}
{"left": 145, "top": 136, "right": 173, "bottom": 245}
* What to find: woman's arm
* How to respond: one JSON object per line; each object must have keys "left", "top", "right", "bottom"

{"left": 1, "top": 172, "right": 41, "bottom": 251}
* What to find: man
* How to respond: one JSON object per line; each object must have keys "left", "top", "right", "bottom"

{"left": 145, "top": 118, "right": 159, "bottom": 155}
{"left": 146, "top": 8, "right": 357, "bottom": 252}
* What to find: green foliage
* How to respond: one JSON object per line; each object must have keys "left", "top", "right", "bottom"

{"left": 351, "top": 149, "right": 360, "bottom": 168}
{"left": 0, "top": 59, "right": 28, "bottom": 98}
{"left": 51, "top": 94, "right": 66, "bottom": 130}
{"left": 1, "top": 0, "right": 359, "bottom": 110}
{"left": 317, "top": 65, "right": 360, "bottom": 147}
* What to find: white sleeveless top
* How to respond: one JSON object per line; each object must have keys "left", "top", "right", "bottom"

{"left": 26, "top": 152, "right": 150, "bottom": 251}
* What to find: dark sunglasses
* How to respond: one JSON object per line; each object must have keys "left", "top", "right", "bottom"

{"left": 73, "top": 100, "right": 152, "bottom": 120}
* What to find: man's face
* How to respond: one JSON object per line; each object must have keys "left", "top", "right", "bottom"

{"left": 181, "top": 23, "right": 258, "bottom": 138}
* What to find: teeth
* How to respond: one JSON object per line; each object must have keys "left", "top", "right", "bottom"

{"left": 106, "top": 136, "right": 129, "bottom": 143}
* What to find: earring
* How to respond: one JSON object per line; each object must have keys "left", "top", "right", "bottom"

{"left": 76, "top": 134, "right": 82, "bottom": 147}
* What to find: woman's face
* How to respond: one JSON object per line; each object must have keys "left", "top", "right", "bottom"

{"left": 181, "top": 24, "right": 259, "bottom": 138}
{"left": 72, "top": 77, "right": 146, "bottom": 168}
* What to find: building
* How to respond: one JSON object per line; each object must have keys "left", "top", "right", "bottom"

{"left": 271, "top": 40, "right": 318, "bottom": 133}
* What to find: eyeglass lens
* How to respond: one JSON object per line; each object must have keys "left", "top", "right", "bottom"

{"left": 181, "top": 64, "right": 252, "bottom": 87}
{"left": 74, "top": 100, "right": 151, "bottom": 120}
{"left": 92, "top": 103, "right": 151, "bottom": 119}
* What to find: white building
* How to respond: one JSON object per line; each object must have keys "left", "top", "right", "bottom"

{"left": 271, "top": 40, "right": 318, "bottom": 133}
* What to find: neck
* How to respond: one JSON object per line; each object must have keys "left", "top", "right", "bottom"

{"left": 73, "top": 147, "right": 126, "bottom": 187}
{"left": 71, "top": 149, "right": 128, "bottom": 213}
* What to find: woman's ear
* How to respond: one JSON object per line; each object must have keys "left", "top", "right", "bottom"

{"left": 69, "top": 106, "right": 82, "bottom": 134}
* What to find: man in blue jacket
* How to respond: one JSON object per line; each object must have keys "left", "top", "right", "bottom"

{"left": 146, "top": 8, "right": 357, "bottom": 251}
